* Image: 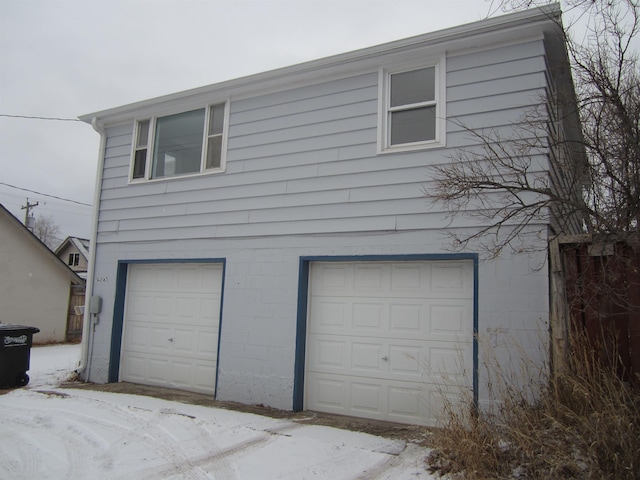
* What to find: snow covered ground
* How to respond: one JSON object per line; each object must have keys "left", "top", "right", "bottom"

{"left": 0, "top": 344, "right": 435, "bottom": 479}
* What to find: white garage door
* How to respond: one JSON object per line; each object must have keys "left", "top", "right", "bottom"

{"left": 306, "top": 261, "right": 473, "bottom": 425}
{"left": 120, "top": 263, "right": 223, "bottom": 395}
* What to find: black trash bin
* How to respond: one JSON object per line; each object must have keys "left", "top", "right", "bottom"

{"left": 0, "top": 324, "right": 40, "bottom": 388}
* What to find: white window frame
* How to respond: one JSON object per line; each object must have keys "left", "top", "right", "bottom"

{"left": 129, "top": 100, "right": 230, "bottom": 182}
{"left": 377, "top": 56, "right": 446, "bottom": 154}
{"left": 68, "top": 253, "right": 80, "bottom": 266}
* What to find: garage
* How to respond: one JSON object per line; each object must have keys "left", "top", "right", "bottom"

{"left": 119, "top": 263, "right": 223, "bottom": 395}
{"left": 305, "top": 260, "right": 474, "bottom": 425}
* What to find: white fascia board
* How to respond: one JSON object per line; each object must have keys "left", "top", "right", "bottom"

{"left": 79, "top": 4, "right": 562, "bottom": 127}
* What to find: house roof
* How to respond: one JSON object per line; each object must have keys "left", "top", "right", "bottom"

{"left": 80, "top": 4, "right": 567, "bottom": 127}
{"left": 55, "top": 236, "right": 90, "bottom": 260}
{"left": 0, "top": 204, "right": 84, "bottom": 285}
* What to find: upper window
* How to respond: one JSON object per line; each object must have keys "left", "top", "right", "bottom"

{"left": 68, "top": 253, "right": 80, "bottom": 266}
{"left": 379, "top": 59, "right": 446, "bottom": 153}
{"left": 131, "top": 102, "right": 228, "bottom": 181}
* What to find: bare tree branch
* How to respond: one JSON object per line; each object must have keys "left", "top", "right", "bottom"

{"left": 426, "top": 0, "right": 639, "bottom": 257}
{"left": 33, "top": 215, "right": 61, "bottom": 250}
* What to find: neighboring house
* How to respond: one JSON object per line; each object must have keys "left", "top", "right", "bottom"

{"left": 79, "top": 5, "right": 584, "bottom": 425}
{"left": 55, "top": 236, "right": 90, "bottom": 341}
{"left": 56, "top": 236, "right": 90, "bottom": 279}
{"left": 0, "top": 204, "right": 84, "bottom": 344}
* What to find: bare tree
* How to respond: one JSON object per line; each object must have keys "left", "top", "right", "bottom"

{"left": 427, "top": 0, "right": 639, "bottom": 257}
{"left": 33, "top": 214, "right": 61, "bottom": 250}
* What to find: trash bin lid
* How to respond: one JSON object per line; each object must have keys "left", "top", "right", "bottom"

{"left": 0, "top": 324, "right": 40, "bottom": 333}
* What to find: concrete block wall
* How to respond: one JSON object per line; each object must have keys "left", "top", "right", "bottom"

{"left": 86, "top": 227, "right": 549, "bottom": 412}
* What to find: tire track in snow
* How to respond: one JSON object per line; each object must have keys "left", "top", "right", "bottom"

{"left": 1, "top": 397, "right": 121, "bottom": 478}
{"left": 133, "top": 421, "right": 305, "bottom": 480}
{"left": 1, "top": 391, "right": 235, "bottom": 479}
{"left": 67, "top": 398, "right": 220, "bottom": 480}
{"left": 0, "top": 429, "right": 45, "bottom": 479}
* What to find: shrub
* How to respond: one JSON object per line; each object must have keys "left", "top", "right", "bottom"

{"left": 427, "top": 333, "right": 640, "bottom": 479}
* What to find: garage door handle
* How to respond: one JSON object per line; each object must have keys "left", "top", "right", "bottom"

{"left": 168, "top": 338, "right": 174, "bottom": 343}
{"left": 381, "top": 356, "right": 389, "bottom": 361}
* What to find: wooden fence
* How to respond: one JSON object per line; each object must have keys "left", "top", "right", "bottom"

{"left": 551, "top": 234, "right": 640, "bottom": 384}
{"left": 66, "top": 284, "right": 86, "bottom": 342}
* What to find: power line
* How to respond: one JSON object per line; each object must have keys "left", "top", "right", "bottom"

{"left": 0, "top": 182, "right": 92, "bottom": 207}
{"left": 0, "top": 113, "right": 82, "bottom": 122}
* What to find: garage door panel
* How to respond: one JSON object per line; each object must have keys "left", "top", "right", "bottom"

{"left": 152, "top": 295, "right": 175, "bottom": 317}
{"left": 390, "top": 264, "right": 422, "bottom": 291}
{"left": 351, "top": 342, "right": 384, "bottom": 372}
{"left": 307, "top": 260, "right": 473, "bottom": 425}
{"left": 351, "top": 381, "right": 383, "bottom": 414}
{"left": 309, "top": 376, "right": 347, "bottom": 411}
{"left": 129, "top": 293, "right": 153, "bottom": 317}
{"left": 354, "top": 265, "right": 386, "bottom": 292}
{"left": 389, "top": 303, "right": 423, "bottom": 332}
{"left": 352, "top": 303, "right": 385, "bottom": 330}
{"left": 121, "top": 353, "right": 147, "bottom": 381}
{"left": 430, "top": 302, "right": 473, "bottom": 336}
{"left": 171, "top": 361, "right": 193, "bottom": 388}
{"left": 311, "top": 298, "right": 470, "bottom": 341}
{"left": 200, "top": 297, "right": 221, "bottom": 320}
{"left": 174, "top": 296, "right": 197, "bottom": 318}
{"left": 309, "top": 337, "right": 347, "bottom": 371}
{"left": 193, "top": 364, "right": 217, "bottom": 392}
{"left": 307, "top": 372, "right": 428, "bottom": 423}
{"left": 387, "top": 385, "right": 424, "bottom": 420}
{"left": 311, "top": 264, "right": 350, "bottom": 292}
{"left": 309, "top": 301, "right": 348, "bottom": 331}
{"left": 124, "top": 323, "right": 149, "bottom": 348}
{"left": 173, "top": 328, "right": 197, "bottom": 354}
{"left": 148, "top": 325, "right": 173, "bottom": 349}
{"left": 121, "top": 263, "right": 222, "bottom": 395}
{"left": 196, "top": 331, "right": 220, "bottom": 358}
{"left": 388, "top": 344, "right": 421, "bottom": 377}
{"left": 147, "top": 357, "right": 171, "bottom": 383}
{"left": 425, "top": 344, "right": 472, "bottom": 385}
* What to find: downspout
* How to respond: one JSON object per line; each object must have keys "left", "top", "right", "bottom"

{"left": 76, "top": 116, "right": 106, "bottom": 379}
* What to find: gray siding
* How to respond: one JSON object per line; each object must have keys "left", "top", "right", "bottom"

{"left": 96, "top": 39, "right": 550, "bottom": 245}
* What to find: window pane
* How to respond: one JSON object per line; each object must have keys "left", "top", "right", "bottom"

{"left": 390, "top": 67, "right": 435, "bottom": 107}
{"left": 206, "top": 135, "right": 222, "bottom": 169}
{"left": 152, "top": 109, "right": 205, "bottom": 178}
{"left": 390, "top": 106, "right": 436, "bottom": 145}
{"left": 209, "top": 104, "right": 225, "bottom": 135}
{"left": 133, "top": 149, "right": 147, "bottom": 178}
{"left": 136, "top": 120, "right": 150, "bottom": 148}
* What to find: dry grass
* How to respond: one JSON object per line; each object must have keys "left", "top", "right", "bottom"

{"left": 427, "top": 334, "right": 640, "bottom": 479}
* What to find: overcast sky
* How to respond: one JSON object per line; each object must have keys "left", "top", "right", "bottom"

{"left": 0, "top": 0, "right": 500, "bottom": 242}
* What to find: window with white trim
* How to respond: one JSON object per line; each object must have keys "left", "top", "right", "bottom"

{"left": 131, "top": 102, "right": 228, "bottom": 181}
{"left": 68, "top": 253, "right": 80, "bottom": 266}
{"left": 379, "top": 59, "right": 446, "bottom": 152}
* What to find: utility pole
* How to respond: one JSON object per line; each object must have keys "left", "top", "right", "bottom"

{"left": 21, "top": 198, "right": 38, "bottom": 231}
